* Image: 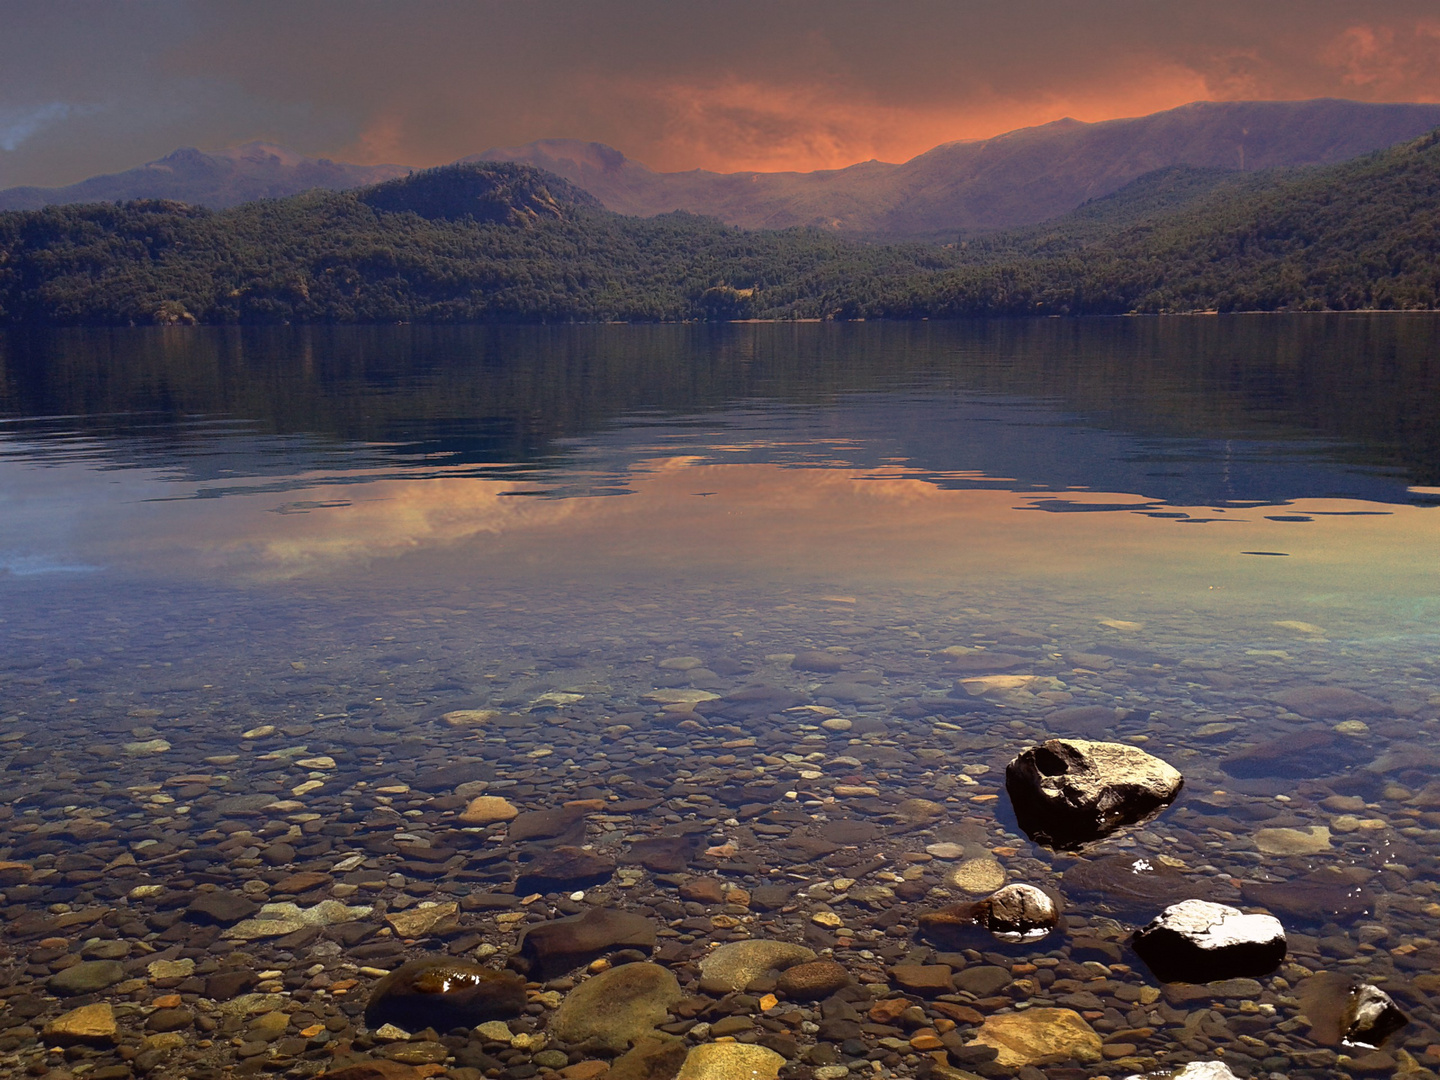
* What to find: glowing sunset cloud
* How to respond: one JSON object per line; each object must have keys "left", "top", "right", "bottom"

{"left": 4, "top": 2, "right": 1440, "bottom": 185}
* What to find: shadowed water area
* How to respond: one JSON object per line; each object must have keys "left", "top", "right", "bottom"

{"left": 0, "top": 317, "right": 1438, "bottom": 1080}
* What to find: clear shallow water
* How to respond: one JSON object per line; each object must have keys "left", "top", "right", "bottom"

{"left": 1, "top": 318, "right": 1439, "bottom": 1079}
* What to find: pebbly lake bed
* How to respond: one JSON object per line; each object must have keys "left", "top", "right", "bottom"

{"left": 0, "top": 316, "right": 1439, "bottom": 1080}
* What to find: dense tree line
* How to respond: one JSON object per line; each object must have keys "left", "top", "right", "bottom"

{"left": 1, "top": 134, "right": 1438, "bottom": 326}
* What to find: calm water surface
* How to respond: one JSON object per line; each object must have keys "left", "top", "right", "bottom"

{"left": 1, "top": 318, "right": 1438, "bottom": 1078}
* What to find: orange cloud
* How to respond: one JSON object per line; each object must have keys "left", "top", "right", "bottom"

{"left": 1324, "top": 21, "right": 1440, "bottom": 95}
{"left": 602, "top": 65, "right": 1220, "bottom": 173}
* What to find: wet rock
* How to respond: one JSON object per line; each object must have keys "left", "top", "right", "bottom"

{"left": 1123, "top": 1062, "right": 1240, "bottom": 1080}
{"left": 954, "top": 965, "right": 1012, "bottom": 996}
{"left": 319, "top": 1063, "right": 432, "bottom": 1080}
{"left": 185, "top": 889, "right": 260, "bottom": 926}
{"left": 48, "top": 959, "right": 126, "bottom": 996}
{"left": 890, "top": 964, "right": 955, "bottom": 995}
{"left": 385, "top": 901, "right": 459, "bottom": 939}
{"left": 458, "top": 795, "right": 519, "bottom": 824}
{"left": 966, "top": 1007, "right": 1103, "bottom": 1067}
{"left": 678, "top": 877, "right": 725, "bottom": 904}
{"left": 515, "top": 846, "right": 616, "bottom": 893}
{"left": 43, "top": 1002, "right": 118, "bottom": 1046}
{"left": 510, "top": 805, "right": 590, "bottom": 842}
{"left": 1275, "top": 686, "right": 1387, "bottom": 718}
{"left": 697, "top": 940, "right": 815, "bottom": 993}
{"left": 550, "top": 962, "right": 682, "bottom": 1052}
{"left": 517, "top": 906, "right": 657, "bottom": 978}
{"left": 1062, "top": 854, "right": 1211, "bottom": 914}
{"left": 675, "top": 1043, "right": 785, "bottom": 1080}
{"left": 1132, "top": 900, "right": 1286, "bottom": 983}
{"left": 1298, "top": 972, "right": 1409, "bottom": 1048}
{"left": 775, "top": 959, "right": 851, "bottom": 999}
{"left": 609, "top": 1035, "right": 689, "bottom": 1080}
{"left": 1253, "top": 825, "right": 1331, "bottom": 855}
{"left": 363, "top": 957, "right": 527, "bottom": 1031}
{"left": 945, "top": 857, "right": 1006, "bottom": 894}
{"left": 919, "top": 883, "right": 1059, "bottom": 943}
{"left": 1220, "top": 729, "right": 1362, "bottom": 780}
{"left": 623, "top": 834, "right": 700, "bottom": 873}
{"left": 1240, "top": 867, "right": 1373, "bottom": 924}
{"left": 1342, "top": 984, "right": 1409, "bottom": 1048}
{"left": 792, "top": 650, "right": 847, "bottom": 673}
{"left": 1045, "top": 705, "right": 1131, "bottom": 736}
{"left": 1005, "top": 738, "right": 1183, "bottom": 848}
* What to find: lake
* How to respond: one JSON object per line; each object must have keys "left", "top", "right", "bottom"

{"left": 1, "top": 316, "right": 1438, "bottom": 1079}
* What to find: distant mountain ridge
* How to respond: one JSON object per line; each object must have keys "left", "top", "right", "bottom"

{"left": 474, "top": 100, "right": 1440, "bottom": 237}
{"left": 5, "top": 99, "right": 1440, "bottom": 237}
{"left": 0, "top": 142, "right": 410, "bottom": 212}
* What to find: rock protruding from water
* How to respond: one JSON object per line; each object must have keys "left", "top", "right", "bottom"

{"left": 363, "top": 957, "right": 527, "bottom": 1031}
{"left": 1132, "top": 899, "right": 1286, "bottom": 983}
{"left": 515, "top": 906, "right": 657, "bottom": 978}
{"left": 919, "top": 883, "right": 1060, "bottom": 943}
{"left": 1343, "top": 983, "right": 1409, "bottom": 1048}
{"left": 1123, "top": 1062, "right": 1241, "bottom": 1080}
{"left": 1299, "top": 972, "right": 1410, "bottom": 1048}
{"left": 1005, "top": 738, "right": 1183, "bottom": 848}
{"left": 549, "top": 963, "right": 682, "bottom": 1051}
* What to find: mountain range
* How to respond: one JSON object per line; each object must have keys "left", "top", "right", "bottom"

{"left": 5, "top": 99, "right": 1440, "bottom": 238}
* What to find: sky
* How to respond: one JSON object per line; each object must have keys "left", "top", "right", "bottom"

{"left": 4, "top": 0, "right": 1440, "bottom": 187}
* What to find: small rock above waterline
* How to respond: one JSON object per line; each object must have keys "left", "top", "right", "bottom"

{"left": 363, "top": 957, "right": 527, "bottom": 1031}
{"left": 1132, "top": 899, "right": 1286, "bottom": 983}
{"left": 1124, "top": 1062, "right": 1241, "bottom": 1080}
{"left": 919, "top": 882, "right": 1059, "bottom": 943}
{"left": 1005, "top": 737, "right": 1183, "bottom": 848}
{"left": 1344, "top": 983, "right": 1409, "bottom": 1048}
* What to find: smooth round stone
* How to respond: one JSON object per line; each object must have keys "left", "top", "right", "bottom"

{"left": 925, "top": 842, "right": 967, "bottom": 859}
{"left": 947, "top": 857, "right": 1006, "bottom": 894}
{"left": 676, "top": 1043, "right": 786, "bottom": 1080}
{"left": 48, "top": 960, "right": 126, "bottom": 996}
{"left": 776, "top": 960, "right": 851, "bottom": 1000}
{"left": 697, "top": 940, "right": 816, "bottom": 993}
{"left": 458, "top": 796, "right": 520, "bottom": 824}
{"left": 966, "top": 1007, "right": 1102, "bottom": 1067}
{"left": 441, "top": 709, "right": 499, "bottom": 727}
{"left": 820, "top": 718, "right": 852, "bottom": 732}
{"left": 364, "top": 957, "right": 527, "bottom": 1031}
{"left": 43, "top": 1003, "right": 118, "bottom": 1046}
{"left": 550, "top": 963, "right": 682, "bottom": 1051}
{"left": 1254, "top": 826, "right": 1332, "bottom": 855}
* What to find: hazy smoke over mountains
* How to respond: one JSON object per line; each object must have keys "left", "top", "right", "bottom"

{"left": 3, "top": 0, "right": 1440, "bottom": 187}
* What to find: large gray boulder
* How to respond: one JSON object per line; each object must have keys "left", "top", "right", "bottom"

{"left": 1005, "top": 738, "right": 1183, "bottom": 848}
{"left": 1132, "top": 899, "right": 1286, "bottom": 983}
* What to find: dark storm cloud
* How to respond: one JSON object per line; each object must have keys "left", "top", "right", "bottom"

{"left": 4, "top": 0, "right": 1440, "bottom": 186}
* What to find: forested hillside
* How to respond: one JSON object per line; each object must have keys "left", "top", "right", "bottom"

{"left": 1, "top": 133, "right": 1438, "bottom": 325}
